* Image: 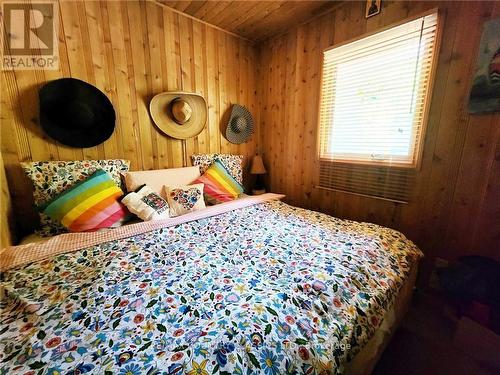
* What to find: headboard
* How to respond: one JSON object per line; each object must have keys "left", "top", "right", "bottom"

{"left": 1, "top": 153, "right": 15, "bottom": 247}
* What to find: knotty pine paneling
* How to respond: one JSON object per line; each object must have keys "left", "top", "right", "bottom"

{"left": 259, "top": 1, "right": 500, "bottom": 279}
{"left": 158, "top": 0, "right": 342, "bottom": 42}
{"left": 0, "top": 0, "right": 259, "bottom": 240}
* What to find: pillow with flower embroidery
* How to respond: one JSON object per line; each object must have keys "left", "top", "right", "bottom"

{"left": 164, "top": 183, "right": 205, "bottom": 217}
{"left": 121, "top": 185, "right": 170, "bottom": 221}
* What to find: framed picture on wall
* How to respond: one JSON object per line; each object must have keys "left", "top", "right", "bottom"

{"left": 365, "top": 0, "right": 381, "bottom": 18}
{"left": 469, "top": 17, "right": 500, "bottom": 114}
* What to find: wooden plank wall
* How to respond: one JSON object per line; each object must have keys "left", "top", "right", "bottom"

{"left": 259, "top": 0, "right": 500, "bottom": 277}
{"left": 0, "top": 0, "right": 259, "bottom": 240}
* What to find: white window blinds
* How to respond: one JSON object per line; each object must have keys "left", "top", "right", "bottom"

{"left": 317, "top": 11, "right": 440, "bottom": 202}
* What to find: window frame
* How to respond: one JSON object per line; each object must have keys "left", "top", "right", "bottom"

{"left": 316, "top": 8, "right": 444, "bottom": 170}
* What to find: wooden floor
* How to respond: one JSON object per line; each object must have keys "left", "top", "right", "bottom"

{"left": 373, "top": 292, "right": 497, "bottom": 375}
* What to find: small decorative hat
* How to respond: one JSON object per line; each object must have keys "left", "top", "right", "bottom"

{"left": 150, "top": 92, "right": 207, "bottom": 140}
{"left": 39, "top": 78, "right": 115, "bottom": 148}
{"left": 226, "top": 104, "right": 254, "bottom": 144}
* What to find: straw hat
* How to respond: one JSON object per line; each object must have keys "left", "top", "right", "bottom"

{"left": 226, "top": 104, "right": 254, "bottom": 144}
{"left": 150, "top": 92, "right": 207, "bottom": 139}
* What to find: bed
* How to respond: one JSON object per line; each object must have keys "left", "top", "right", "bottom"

{"left": 0, "top": 194, "right": 422, "bottom": 374}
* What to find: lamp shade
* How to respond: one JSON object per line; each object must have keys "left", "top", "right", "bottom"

{"left": 250, "top": 155, "right": 266, "bottom": 175}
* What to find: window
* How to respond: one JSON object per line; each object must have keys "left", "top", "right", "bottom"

{"left": 317, "top": 11, "right": 441, "bottom": 202}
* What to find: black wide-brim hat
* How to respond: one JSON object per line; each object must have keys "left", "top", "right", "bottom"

{"left": 39, "top": 78, "right": 115, "bottom": 148}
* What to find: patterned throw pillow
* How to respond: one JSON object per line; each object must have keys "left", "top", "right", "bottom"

{"left": 121, "top": 185, "right": 170, "bottom": 221}
{"left": 191, "top": 154, "right": 244, "bottom": 185}
{"left": 39, "top": 170, "right": 130, "bottom": 232}
{"left": 21, "top": 159, "right": 130, "bottom": 236}
{"left": 193, "top": 160, "right": 244, "bottom": 205}
{"left": 164, "top": 183, "right": 206, "bottom": 217}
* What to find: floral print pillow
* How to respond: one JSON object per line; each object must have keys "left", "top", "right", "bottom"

{"left": 21, "top": 159, "right": 130, "bottom": 236}
{"left": 191, "top": 154, "right": 244, "bottom": 185}
{"left": 164, "top": 183, "right": 205, "bottom": 217}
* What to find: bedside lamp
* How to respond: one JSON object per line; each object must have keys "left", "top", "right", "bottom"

{"left": 250, "top": 155, "right": 267, "bottom": 195}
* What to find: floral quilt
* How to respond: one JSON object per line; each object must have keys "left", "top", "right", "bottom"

{"left": 0, "top": 201, "right": 422, "bottom": 375}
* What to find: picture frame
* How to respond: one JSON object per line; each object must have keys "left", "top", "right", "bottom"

{"left": 468, "top": 17, "right": 500, "bottom": 114}
{"left": 366, "top": 0, "right": 382, "bottom": 18}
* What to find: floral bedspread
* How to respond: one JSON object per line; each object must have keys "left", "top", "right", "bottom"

{"left": 0, "top": 201, "right": 422, "bottom": 375}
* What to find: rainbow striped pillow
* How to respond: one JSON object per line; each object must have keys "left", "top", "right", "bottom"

{"left": 40, "top": 169, "right": 130, "bottom": 232}
{"left": 193, "top": 160, "right": 244, "bottom": 205}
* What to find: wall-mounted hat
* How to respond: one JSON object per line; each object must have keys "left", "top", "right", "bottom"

{"left": 150, "top": 92, "right": 207, "bottom": 140}
{"left": 226, "top": 104, "right": 254, "bottom": 144}
{"left": 39, "top": 78, "right": 115, "bottom": 148}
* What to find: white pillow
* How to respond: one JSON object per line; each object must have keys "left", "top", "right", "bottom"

{"left": 121, "top": 185, "right": 170, "bottom": 221}
{"left": 164, "top": 183, "right": 205, "bottom": 217}
{"left": 123, "top": 166, "right": 200, "bottom": 197}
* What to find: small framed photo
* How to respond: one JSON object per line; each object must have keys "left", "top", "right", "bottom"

{"left": 366, "top": 0, "right": 382, "bottom": 18}
{"left": 468, "top": 18, "right": 500, "bottom": 113}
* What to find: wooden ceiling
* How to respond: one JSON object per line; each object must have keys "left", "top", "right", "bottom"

{"left": 157, "top": 1, "right": 342, "bottom": 42}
